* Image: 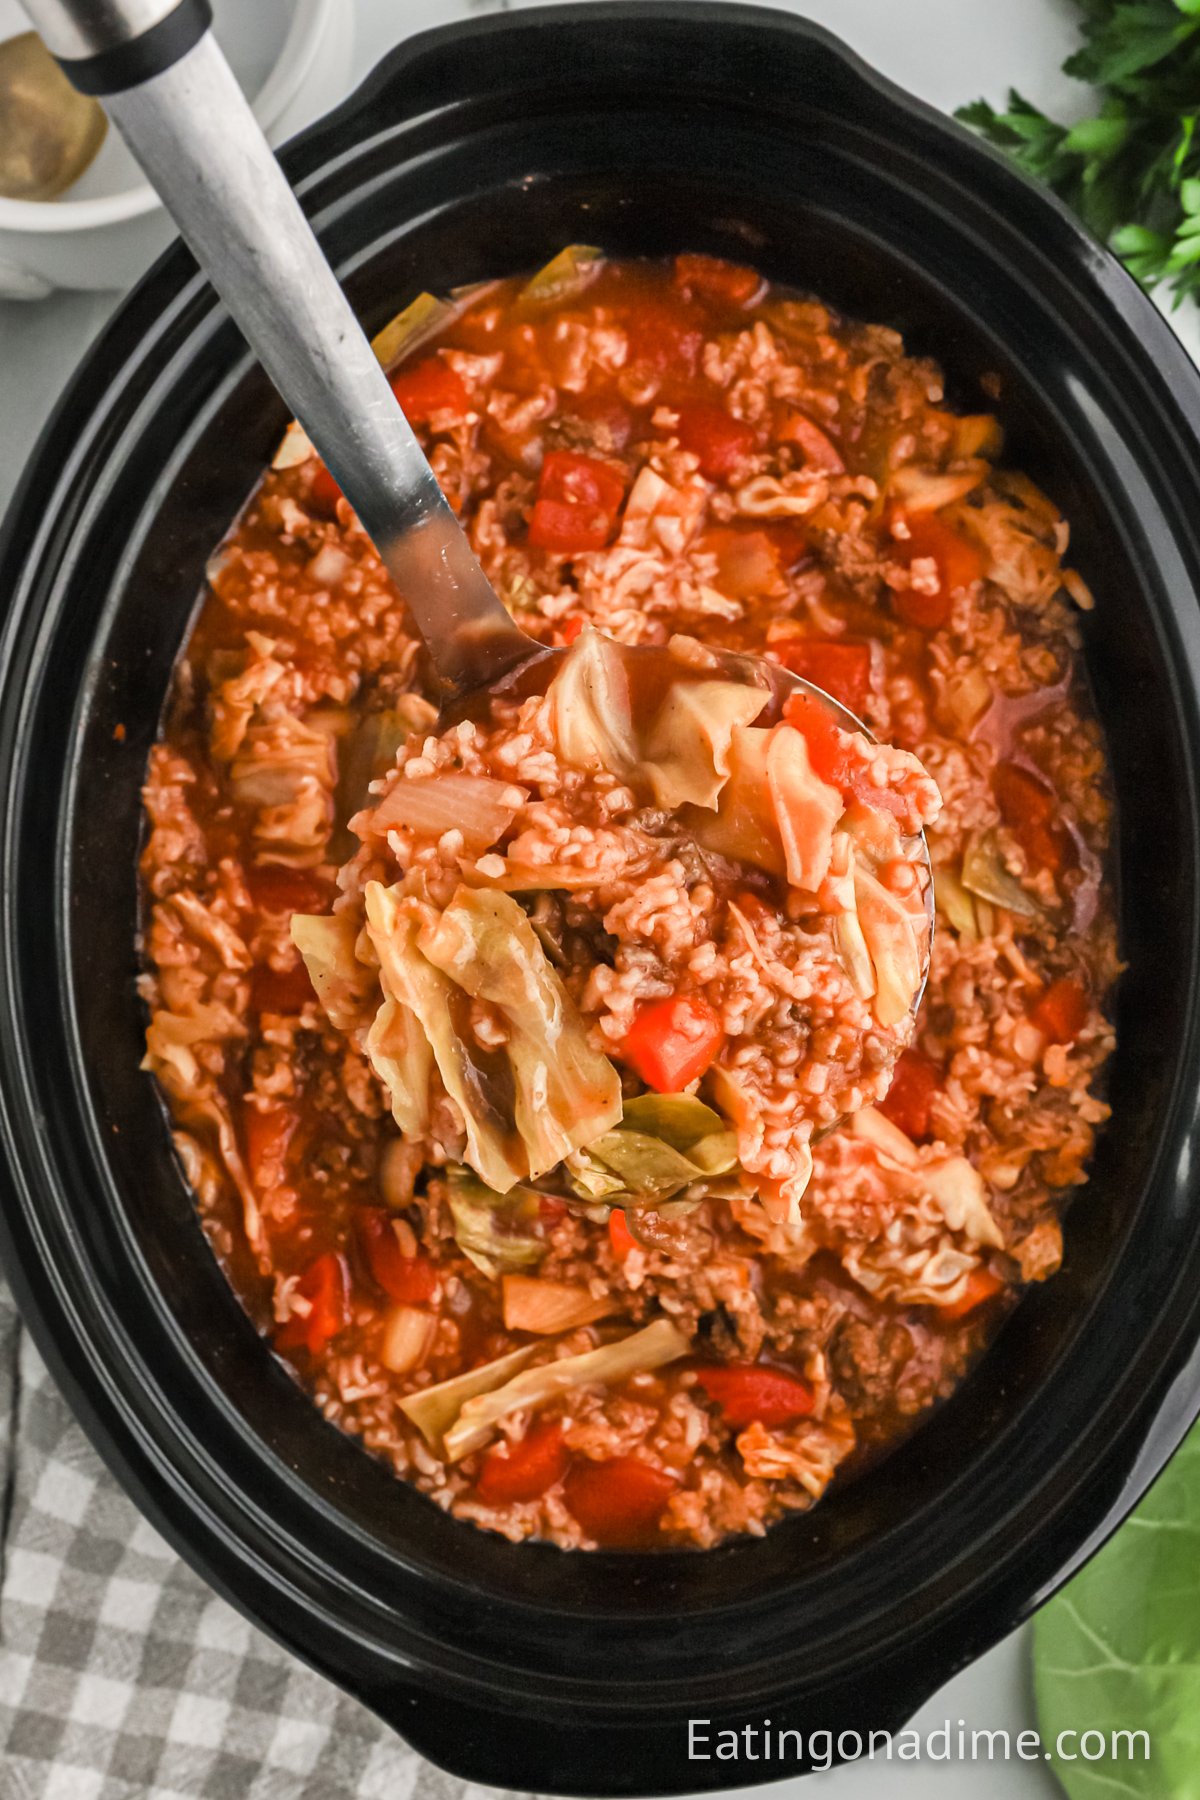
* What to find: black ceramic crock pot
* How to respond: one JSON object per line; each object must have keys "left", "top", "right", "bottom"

{"left": 3, "top": 5, "right": 1200, "bottom": 1792}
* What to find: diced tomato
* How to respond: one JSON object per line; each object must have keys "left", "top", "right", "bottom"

{"left": 356, "top": 1206, "right": 438, "bottom": 1303}
{"left": 243, "top": 1104, "right": 298, "bottom": 1191}
{"left": 695, "top": 1363, "right": 815, "bottom": 1428}
{"left": 389, "top": 355, "right": 470, "bottom": 423}
{"left": 250, "top": 960, "right": 314, "bottom": 1015}
{"left": 557, "top": 613, "right": 588, "bottom": 645}
{"left": 878, "top": 1048, "right": 941, "bottom": 1142}
{"left": 477, "top": 1420, "right": 569, "bottom": 1504}
{"left": 938, "top": 1267, "right": 1004, "bottom": 1321}
{"left": 769, "top": 520, "right": 811, "bottom": 572}
{"left": 275, "top": 1252, "right": 349, "bottom": 1355}
{"left": 673, "top": 253, "right": 762, "bottom": 308}
{"left": 562, "top": 1456, "right": 678, "bottom": 1545}
{"left": 1030, "top": 977, "right": 1089, "bottom": 1046}
{"left": 993, "top": 761, "right": 1067, "bottom": 874}
{"left": 244, "top": 866, "right": 332, "bottom": 917}
{"left": 774, "top": 407, "right": 845, "bottom": 473}
{"left": 784, "top": 693, "right": 853, "bottom": 788}
{"left": 623, "top": 301, "right": 704, "bottom": 376}
{"left": 528, "top": 449, "right": 626, "bottom": 555}
{"left": 309, "top": 463, "right": 342, "bottom": 515}
{"left": 779, "top": 638, "right": 872, "bottom": 716}
{"left": 891, "top": 513, "right": 984, "bottom": 629}
{"left": 674, "top": 402, "right": 757, "bottom": 482}
{"left": 608, "top": 1208, "right": 637, "bottom": 1260}
{"left": 622, "top": 994, "right": 725, "bottom": 1093}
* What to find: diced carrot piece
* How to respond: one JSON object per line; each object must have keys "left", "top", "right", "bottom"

{"left": 562, "top": 1456, "right": 678, "bottom": 1545}
{"left": 477, "top": 1420, "right": 569, "bottom": 1504}
{"left": 703, "top": 527, "right": 781, "bottom": 599}
{"left": 390, "top": 356, "right": 469, "bottom": 423}
{"left": 558, "top": 614, "right": 587, "bottom": 645}
{"left": 695, "top": 1363, "right": 815, "bottom": 1427}
{"left": 1030, "top": 977, "right": 1089, "bottom": 1046}
{"left": 673, "top": 253, "right": 762, "bottom": 307}
{"left": 356, "top": 1206, "right": 438, "bottom": 1303}
{"left": 938, "top": 1267, "right": 1004, "bottom": 1320}
{"left": 608, "top": 1208, "right": 637, "bottom": 1260}
{"left": 622, "top": 995, "right": 725, "bottom": 1092}
{"left": 779, "top": 638, "right": 872, "bottom": 716}
{"left": 275, "top": 1252, "right": 349, "bottom": 1355}
{"left": 675, "top": 402, "right": 757, "bottom": 481}
{"left": 878, "top": 1048, "right": 941, "bottom": 1141}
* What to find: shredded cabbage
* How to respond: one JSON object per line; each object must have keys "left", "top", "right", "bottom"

{"left": 418, "top": 886, "right": 622, "bottom": 1179}
{"left": 546, "top": 627, "right": 640, "bottom": 779}
{"left": 442, "top": 1318, "right": 690, "bottom": 1462}
{"left": 961, "top": 830, "right": 1041, "bottom": 918}
{"left": 290, "top": 913, "right": 372, "bottom": 1033}
{"left": 766, "top": 724, "right": 842, "bottom": 892}
{"left": 400, "top": 1342, "right": 539, "bottom": 1455}
{"left": 853, "top": 864, "right": 923, "bottom": 1026}
{"left": 566, "top": 1093, "right": 738, "bottom": 1206}
{"left": 642, "top": 679, "right": 767, "bottom": 810}
{"left": 520, "top": 244, "right": 604, "bottom": 308}
{"left": 445, "top": 1167, "right": 547, "bottom": 1277}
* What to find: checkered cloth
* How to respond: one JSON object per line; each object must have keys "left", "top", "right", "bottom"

{"left": 0, "top": 1279, "right": 531, "bottom": 1800}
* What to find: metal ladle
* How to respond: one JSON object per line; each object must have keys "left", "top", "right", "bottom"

{"left": 26, "top": 0, "right": 932, "bottom": 1008}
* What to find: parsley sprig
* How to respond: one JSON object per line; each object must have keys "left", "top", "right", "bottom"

{"left": 957, "top": 0, "right": 1200, "bottom": 305}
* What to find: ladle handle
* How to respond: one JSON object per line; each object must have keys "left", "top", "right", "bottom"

{"left": 23, "top": 0, "right": 532, "bottom": 698}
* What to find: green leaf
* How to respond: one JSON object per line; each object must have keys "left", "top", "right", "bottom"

{"left": 1064, "top": 114, "right": 1131, "bottom": 157}
{"left": 1110, "top": 223, "right": 1171, "bottom": 254}
{"left": 1034, "top": 1425, "right": 1200, "bottom": 1798}
{"left": 1181, "top": 176, "right": 1200, "bottom": 211}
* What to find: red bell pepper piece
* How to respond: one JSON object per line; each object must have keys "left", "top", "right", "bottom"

{"left": 780, "top": 638, "right": 872, "bottom": 716}
{"left": 608, "top": 1208, "right": 637, "bottom": 1260}
{"left": 275, "top": 1252, "right": 349, "bottom": 1355}
{"left": 672, "top": 253, "right": 762, "bottom": 307}
{"left": 477, "top": 1420, "right": 569, "bottom": 1504}
{"left": 695, "top": 1363, "right": 815, "bottom": 1428}
{"left": 1030, "top": 977, "right": 1089, "bottom": 1046}
{"left": 356, "top": 1207, "right": 438, "bottom": 1304}
{"left": 877, "top": 1048, "right": 941, "bottom": 1141}
{"left": 622, "top": 994, "right": 725, "bottom": 1092}
{"left": 562, "top": 1456, "right": 678, "bottom": 1545}
{"left": 528, "top": 449, "right": 626, "bottom": 554}
{"left": 891, "top": 513, "right": 984, "bottom": 629}
{"left": 674, "top": 401, "right": 757, "bottom": 481}
{"left": 389, "top": 356, "right": 469, "bottom": 423}
{"left": 938, "top": 1267, "right": 1004, "bottom": 1320}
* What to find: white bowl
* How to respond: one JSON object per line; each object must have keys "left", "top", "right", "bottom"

{"left": 0, "top": 0, "right": 354, "bottom": 297}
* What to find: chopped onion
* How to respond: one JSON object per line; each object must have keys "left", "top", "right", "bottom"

{"left": 502, "top": 1276, "right": 619, "bottom": 1335}
{"left": 380, "top": 1305, "right": 437, "bottom": 1374}
{"left": 369, "top": 773, "right": 524, "bottom": 850}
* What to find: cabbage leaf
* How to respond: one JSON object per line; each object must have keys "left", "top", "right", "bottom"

{"left": 642, "top": 679, "right": 767, "bottom": 810}
{"left": 443, "top": 1318, "right": 690, "bottom": 1461}
{"left": 546, "top": 628, "right": 639, "bottom": 779}
{"left": 566, "top": 1093, "right": 738, "bottom": 1206}
{"left": 400, "top": 1342, "right": 540, "bottom": 1456}
{"left": 445, "top": 1167, "right": 547, "bottom": 1277}
{"left": 418, "top": 886, "right": 622, "bottom": 1180}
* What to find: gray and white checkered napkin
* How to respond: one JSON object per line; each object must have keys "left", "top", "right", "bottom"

{"left": 0, "top": 1280, "right": 533, "bottom": 1800}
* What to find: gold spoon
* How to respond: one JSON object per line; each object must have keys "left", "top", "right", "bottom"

{"left": 0, "top": 31, "right": 106, "bottom": 201}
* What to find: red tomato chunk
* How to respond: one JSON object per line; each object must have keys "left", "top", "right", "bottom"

{"left": 243, "top": 1104, "right": 298, "bottom": 1191}
{"left": 622, "top": 994, "right": 725, "bottom": 1092}
{"left": 477, "top": 1421, "right": 569, "bottom": 1504}
{"left": 390, "top": 355, "right": 470, "bottom": 423}
{"left": 356, "top": 1207, "right": 438, "bottom": 1303}
{"left": 675, "top": 401, "right": 756, "bottom": 482}
{"left": 250, "top": 961, "right": 314, "bottom": 1015}
{"left": 993, "top": 760, "right": 1068, "bottom": 874}
{"left": 275, "top": 1252, "right": 349, "bottom": 1355}
{"left": 1030, "top": 977, "right": 1089, "bottom": 1046}
{"left": 563, "top": 1456, "right": 678, "bottom": 1545}
{"left": 780, "top": 638, "right": 872, "bottom": 716}
{"left": 891, "top": 513, "right": 984, "bottom": 629}
{"left": 528, "top": 450, "right": 626, "bottom": 554}
{"left": 878, "top": 1048, "right": 941, "bottom": 1141}
{"left": 695, "top": 1363, "right": 815, "bottom": 1428}
{"left": 608, "top": 1208, "right": 637, "bottom": 1260}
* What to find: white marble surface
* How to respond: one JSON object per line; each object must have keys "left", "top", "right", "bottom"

{"left": 1, "top": 4, "right": 1193, "bottom": 1795}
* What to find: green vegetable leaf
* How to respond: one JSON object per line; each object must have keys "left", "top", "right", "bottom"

{"left": 958, "top": 2, "right": 1200, "bottom": 309}
{"left": 1034, "top": 1424, "right": 1200, "bottom": 1797}
{"left": 565, "top": 1093, "right": 739, "bottom": 1206}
